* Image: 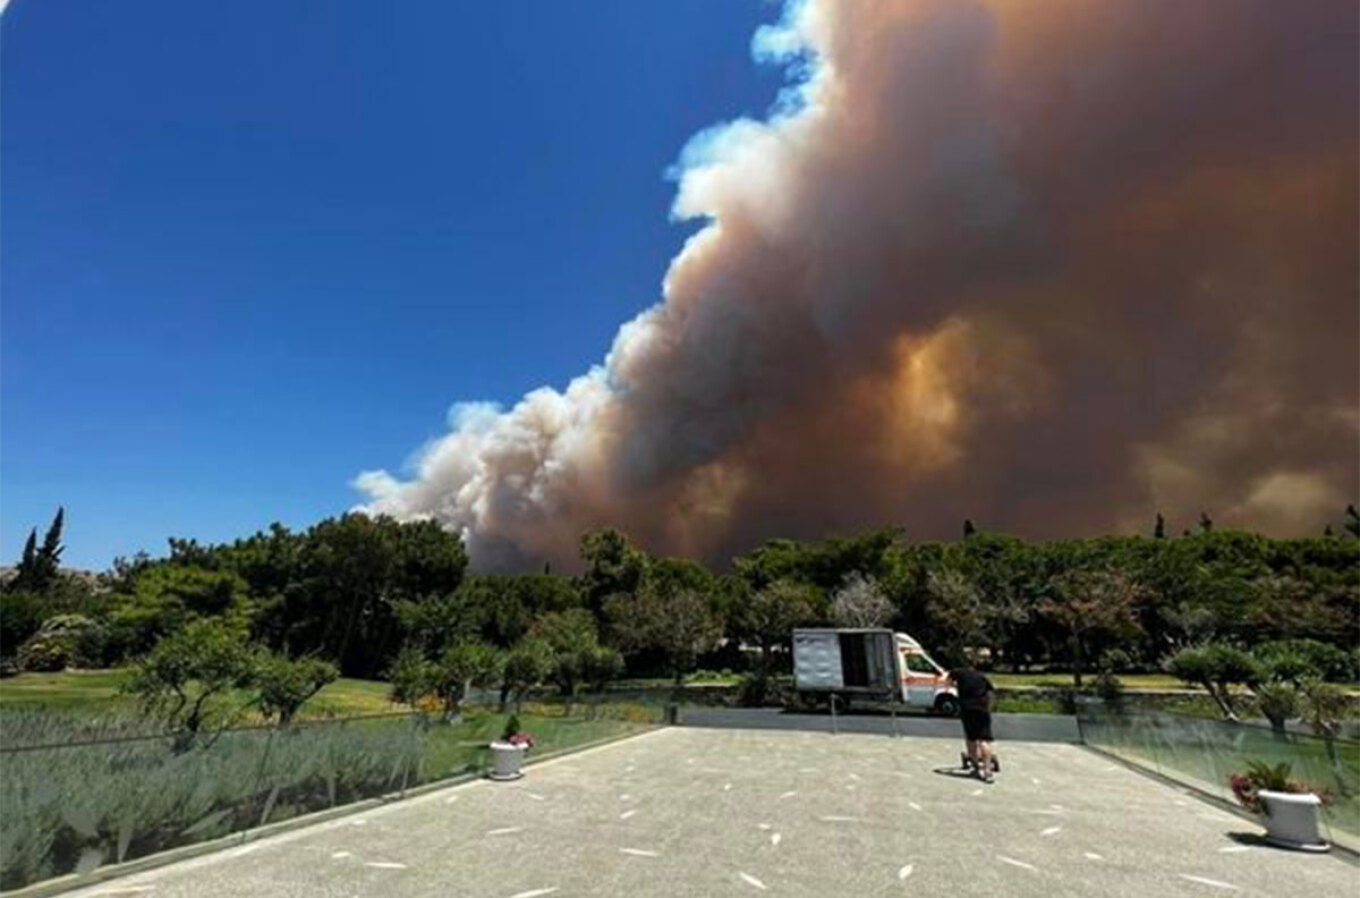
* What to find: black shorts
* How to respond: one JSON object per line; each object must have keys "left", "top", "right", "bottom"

{"left": 961, "top": 709, "right": 993, "bottom": 742}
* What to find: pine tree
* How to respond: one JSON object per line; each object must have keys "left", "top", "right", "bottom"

{"left": 33, "top": 507, "right": 65, "bottom": 587}
{"left": 1345, "top": 504, "right": 1360, "bottom": 539}
{"left": 1198, "top": 512, "right": 1214, "bottom": 534}
{"left": 1324, "top": 524, "right": 1335, "bottom": 538}
{"left": 963, "top": 519, "right": 977, "bottom": 538}
{"left": 1154, "top": 513, "right": 1166, "bottom": 539}
{"left": 9, "top": 529, "right": 38, "bottom": 591}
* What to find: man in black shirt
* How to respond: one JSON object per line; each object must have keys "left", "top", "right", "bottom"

{"left": 948, "top": 665, "right": 998, "bottom": 783}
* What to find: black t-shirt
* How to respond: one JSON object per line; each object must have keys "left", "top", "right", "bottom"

{"left": 950, "top": 668, "right": 994, "bottom": 712}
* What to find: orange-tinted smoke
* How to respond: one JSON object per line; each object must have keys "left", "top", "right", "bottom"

{"left": 358, "top": 0, "right": 1359, "bottom": 569}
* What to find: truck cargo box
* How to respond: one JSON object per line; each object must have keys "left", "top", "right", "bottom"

{"left": 793, "top": 629, "right": 897, "bottom": 695}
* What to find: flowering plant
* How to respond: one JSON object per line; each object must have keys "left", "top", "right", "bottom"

{"left": 501, "top": 713, "right": 534, "bottom": 750}
{"left": 1229, "top": 760, "right": 1329, "bottom": 815}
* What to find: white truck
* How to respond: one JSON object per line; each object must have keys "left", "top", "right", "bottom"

{"left": 792, "top": 628, "right": 960, "bottom": 715}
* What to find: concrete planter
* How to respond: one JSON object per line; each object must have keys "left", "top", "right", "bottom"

{"left": 488, "top": 741, "right": 527, "bottom": 781}
{"left": 1258, "top": 790, "right": 1329, "bottom": 852}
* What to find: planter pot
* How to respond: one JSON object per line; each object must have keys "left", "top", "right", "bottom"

{"left": 1258, "top": 790, "right": 1329, "bottom": 852}
{"left": 488, "top": 741, "right": 527, "bottom": 781}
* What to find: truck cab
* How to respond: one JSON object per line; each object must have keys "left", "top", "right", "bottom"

{"left": 792, "top": 628, "right": 959, "bottom": 715}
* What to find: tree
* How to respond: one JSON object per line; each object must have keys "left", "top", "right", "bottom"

{"left": 963, "top": 519, "right": 977, "bottom": 538}
{"left": 924, "top": 568, "right": 986, "bottom": 665}
{"left": 1154, "top": 513, "right": 1166, "bottom": 540}
{"left": 1166, "top": 644, "right": 1264, "bottom": 720}
{"left": 1301, "top": 679, "right": 1354, "bottom": 797}
{"left": 8, "top": 508, "right": 65, "bottom": 594}
{"left": 253, "top": 654, "right": 338, "bottom": 724}
{"left": 388, "top": 645, "right": 433, "bottom": 709}
{"left": 123, "top": 619, "right": 257, "bottom": 746}
{"left": 432, "top": 640, "right": 502, "bottom": 720}
{"left": 579, "top": 528, "right": 648, "bottom": 617}
{"left": 397, "top": 588, "right": 483, "bottom": 658}
{"left": 500, "top": 639, "right": 554, "bottom": 712}
{"left": 1199, "top": 512, "right": 1214, "bottom": 533}
{"left": 107, "top": 565, "right": 253, "bottom": 659}
{"left": 830, "top": 573, "right": 893, "bottom": 628}
{"left": 529, "top": 609, "right": 601, "bottom": 701}
{"left": 580, "top": 644, "right": 625, "bottom": 717}
{"left": 1041, "top": 570, "right": 1144, "bottom": 686}
{"left": 607, "top": 587, "right": 721, "bottom": 688}
{"left": 735, "top": 579, "right": 818, "bottom": 674}
{"left": 1345, "top": 504, "right": 1360, "bottom": 539}
{"left": 1253, "top": 681, "right": 1301, "bottom": 737}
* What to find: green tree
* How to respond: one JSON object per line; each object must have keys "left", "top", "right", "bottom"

{"left": 8, "top": 508, "right": 65, "bottom": 594}
{"left": 734, "top": 579, "right": 818, "bottom": 674}
{"left": 1253, "top": 681, "right": 1301, "bottom": 737}
{"left": 580, "top": 644, "right": 625, "bottom": 717}
{"left": 606, "top": 587, "right": 721, "bottom": 688}
{"left": 1042, "top": 570, "right": 1144, "bottom": 686}
{"left": 1166, "top": 644, "right": 1264, "bottom": 720}
{"left": 529, "top": 609, "right": 601, "bottom": 701}
{"left": 433, "top": 640, "right": 502, "bottom": 720}
{"left": 253, "top": 654, "right": 338, "bottom": 724}
{"left": 500, "top": 639, "right": 554, "bottom": 712}
{"left": 388, "top": 645, "right": 433, "bottom": 709}
{"left": 924, "top": 568, "right": 986, "bottom": 665}
{"left": 579, "top": 528, "right": 648, "bottom": 617}
{"left": 123, "top": 619, "right": 257, "bottom": 746}
{"left": 1301, "top": 679, "right": 1354, "bottom": 797}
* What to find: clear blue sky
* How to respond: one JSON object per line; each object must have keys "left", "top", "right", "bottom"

{"left": 1, "top": 0, "right": 783, "bottom": 570}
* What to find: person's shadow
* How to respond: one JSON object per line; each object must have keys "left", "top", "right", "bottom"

{"left": 931, "top": 766, "right": 979, "bottom": 780}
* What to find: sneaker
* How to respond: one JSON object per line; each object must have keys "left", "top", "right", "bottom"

{"left": 991, "top": 756, "right": 1001, "bottom": 773}
{"left": 982, "top": 771, "right": 996, "bottom": 784}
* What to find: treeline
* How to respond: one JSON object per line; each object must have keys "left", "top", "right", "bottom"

{"left": 2, "top": 507, "right": 1358, "bottom": 693}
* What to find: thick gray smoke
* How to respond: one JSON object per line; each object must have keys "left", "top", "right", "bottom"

{"left": 357, "top": 0, "right": 1359, "bottom": 569}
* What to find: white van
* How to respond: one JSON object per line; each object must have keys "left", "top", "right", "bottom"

{"left": 792, "top": 628, "right": 959, "bottom": 715}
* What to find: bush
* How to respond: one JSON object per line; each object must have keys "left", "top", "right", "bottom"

{"left": 16, "top": 615, "right": 106, "bottom": 672}
{"left": 1093, "top": 670, "right": 1125, "bottom": 710}
{"left": 1253, "top": 639, "right": 1353, "bottom": 684}
{"left": 1252, "top": 681, "right": 1301, "bottom": 735}
{"left": 1166, "top": 644, "right": 1264, "bottom": 720}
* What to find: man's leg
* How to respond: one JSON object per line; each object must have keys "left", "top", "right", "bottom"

{"left": 977, "top": 740, "right": 994, "bottom": 781}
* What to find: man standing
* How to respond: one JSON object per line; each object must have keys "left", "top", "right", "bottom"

{"left": 948, "top": 663, "right": 999, "bottom": 783}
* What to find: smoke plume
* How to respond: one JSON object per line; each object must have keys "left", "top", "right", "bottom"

{"left": 357, "top": 0, "right": 1359, "bottom": 569}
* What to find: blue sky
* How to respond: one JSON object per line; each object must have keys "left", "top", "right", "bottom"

{"left": 2, "top": 0, "right": 784, "bottom": 570}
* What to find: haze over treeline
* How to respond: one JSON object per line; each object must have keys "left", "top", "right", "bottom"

{"left": 356, "top": 0, "right": 1359, "bottom": 572}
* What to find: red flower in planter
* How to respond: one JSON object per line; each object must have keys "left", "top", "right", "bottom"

{"left": 507, "top": 732, "right": 535, "bottom": 749}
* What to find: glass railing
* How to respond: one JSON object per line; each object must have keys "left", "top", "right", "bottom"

{"left": 0, "top": 698, "right": 663, "bottom": 891}
{"left": 1076, "top": 698, "right": 1360, "bottom": 852}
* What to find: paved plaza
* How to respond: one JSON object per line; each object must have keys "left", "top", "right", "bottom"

{"left": 65, "top": 726, "right": 1355, "bottom": 898}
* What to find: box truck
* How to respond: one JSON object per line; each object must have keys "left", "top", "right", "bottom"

{"left": 792, "top": 628, "right": 960, "bottom": 715}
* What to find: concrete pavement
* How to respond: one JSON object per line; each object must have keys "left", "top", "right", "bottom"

{"left": 61, "top": 727, "right": 1355, "bottom": 897}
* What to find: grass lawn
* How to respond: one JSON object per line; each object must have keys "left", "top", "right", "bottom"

{"left": 0, "top": 669, "right": 400, "bottom": 717}
{"left": 990, "top": 672, "right": 1188, "bottom": 690}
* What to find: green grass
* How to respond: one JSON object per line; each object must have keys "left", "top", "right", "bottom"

{"left": 0, "top": 669, "right": 399, "bottom": 718}
{"left": 990, "top": 672, "right": 1188, "bottom": 690}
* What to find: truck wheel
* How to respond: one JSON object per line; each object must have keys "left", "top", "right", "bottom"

{"left": 934, "top": 695, "right": 961, "bottom": 717}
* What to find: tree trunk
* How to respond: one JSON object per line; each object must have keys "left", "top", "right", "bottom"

{"left": 1071, "top": 636, "right": 1085, "bottom": 688}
